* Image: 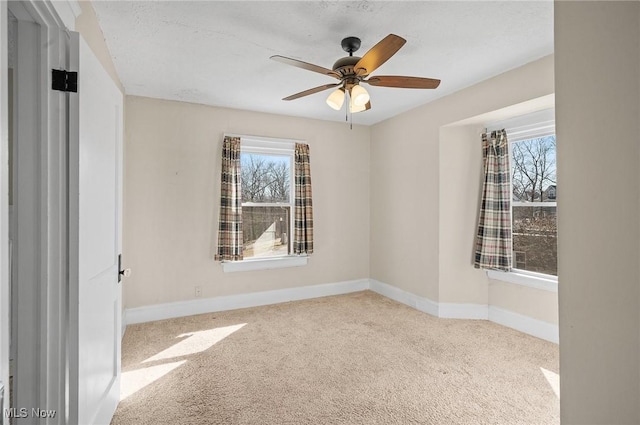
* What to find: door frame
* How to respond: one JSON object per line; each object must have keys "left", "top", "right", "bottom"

{"left": 0, "top": 2, "right": 10, "bottom": 419}
{"left": 1, "top": 1, "right": 80, "bottom": 423}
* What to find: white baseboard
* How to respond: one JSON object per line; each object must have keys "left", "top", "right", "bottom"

{"left": 369, "top": 278, "right": 557, "bottom": 344}
{"left": 489, "top": 306, "right": 559, "bottom": 344}
{"left": 369, "top": 279, "right": 490, "bottom": 321}
{"left": 124, "top": 277, "right": 558, "bottom": 344}
{"left": 125, "top": 278, "right": 369, "bottom": 325}
{"left": 369, "top": 279, "right": 439, "bottom": 316}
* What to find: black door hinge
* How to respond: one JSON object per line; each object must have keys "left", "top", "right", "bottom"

{"left": 52, "top": 69, "right": 77, "bottom": 93}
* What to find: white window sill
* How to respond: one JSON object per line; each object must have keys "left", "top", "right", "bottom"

{"left": 487, "top": 269, "right": 557, "bottom": 292}
{"left": 222, "top": 256, "right": 308, "bottom": 273}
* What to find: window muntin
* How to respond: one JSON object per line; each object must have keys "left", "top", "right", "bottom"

{"left": 240, "top": 151, "right": 294, "bottom": 259}
{"left": 510, "top": 135, "right": 557, "bottom": 276}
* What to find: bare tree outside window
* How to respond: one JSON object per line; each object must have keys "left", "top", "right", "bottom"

{"left": 241, "top": 153, "right": 292, "bottom": 258}
{"left": 511, "top": 135, "right": 557, "bottom": 276}
{"left": 241, "top": 154, "right": 290, "bottom": 203}
{"left": 511, "top": 136, "right": 556, "bottom": 202}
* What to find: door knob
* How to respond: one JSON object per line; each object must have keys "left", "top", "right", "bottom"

{"left": 119, "top": 268, "right": 131, "bottom": 278}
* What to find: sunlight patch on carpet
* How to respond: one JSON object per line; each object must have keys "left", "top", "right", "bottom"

{"left": 142, "top": 323, "right": 246, "bottom": 363}
{"left": 540, "top": 367, "right": 560, "bottom": 398}
{"left": 121, "top": 360, "right": 186, "bottom": 401}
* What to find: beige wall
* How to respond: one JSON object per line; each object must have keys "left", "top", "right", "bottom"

{"left": 555, "top": 1, "right": 640, "bottom": 423}
{"left": 489, "top": 281, "right": 558, "bottom": 324}
{"left": 369, "top": 108, "right": 440, "bottom": 299}
{"left": 438, "top": 125, "right": 489, "bottom": 305}
{"left": 75, "top": 1, "right": 123, "bottom": 92}
{"left": 124, "top": 96, "right": 370, "bottom": 308}
{"left": 371, "top": 55, "right": 555, "bottom": 309}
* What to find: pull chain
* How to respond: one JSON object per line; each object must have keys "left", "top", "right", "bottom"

{"left": 345, "top": 91, "right": 353, "bottom": 130}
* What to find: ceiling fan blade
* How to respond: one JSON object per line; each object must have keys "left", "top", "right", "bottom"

{"left": 364, "top": 75, "right": 441, "bottom": 89}
{"left": 271, "top": 55, "right": 341, "bottom": 80}
{"left": 354, "top": 34, "right": 406, "bottom": 77}
{"left": 282, "top": 83, "right": 341, "bottom": 101}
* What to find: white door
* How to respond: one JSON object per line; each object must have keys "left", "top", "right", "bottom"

{"left": 68, "top": 32, "right": 123, "bottom": 425}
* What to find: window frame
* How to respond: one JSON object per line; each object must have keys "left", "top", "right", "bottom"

{"left": 484, "top": 109, "right": 558, "bottom": 291}
{"left": 221, "top": 135, "right": 308, "bottom": 273}
{"left": 240, "top": 145, "right": 295, "bottom": 259}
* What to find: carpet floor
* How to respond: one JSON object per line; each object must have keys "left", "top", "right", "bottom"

{"left": 111, "top": 291, "right": 559, "bottom": 425}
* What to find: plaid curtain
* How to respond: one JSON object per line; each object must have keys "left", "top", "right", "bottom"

{"left": 294, "top": 143, "right": 314, "bottom": 254}
{"left": 215, "top": 136, "right": 243, "bottom": 261}
{"left": 474, "top": 129, "right": 512, "bottom": 271}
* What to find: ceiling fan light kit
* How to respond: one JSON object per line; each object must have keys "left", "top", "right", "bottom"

{"left": 350, "top": 84, "right": 370, "bottom": 107}
{"left": 349, "top": 97, "right": 368, "bottom": 114}
{"left": 271, "top": 34, "right": 441, "bottom": 118}
{"left": 326, "top": 88, "right": 345, "bottom": 110}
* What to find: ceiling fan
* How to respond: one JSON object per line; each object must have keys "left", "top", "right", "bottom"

{"left": 270, "top": 34, "right": 441, "bottom": 114}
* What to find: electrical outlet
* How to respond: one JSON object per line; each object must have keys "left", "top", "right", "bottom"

{"left": 195, "top": 286, "right": 202, "bottom": 298}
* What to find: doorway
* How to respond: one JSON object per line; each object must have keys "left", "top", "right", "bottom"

{"left": 8, "top": 5, "right": 44, "bottom": 422}
{"left": 3, "top": 1, "right": 70, "bottom": 423}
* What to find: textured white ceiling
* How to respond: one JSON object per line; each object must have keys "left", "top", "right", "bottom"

{"left": 92, "top": 1, "right": 553, "bottom": 125}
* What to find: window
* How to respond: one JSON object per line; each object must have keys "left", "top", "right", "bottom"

{"left": 484, "top": 108, "right": 557, "bottom": 285}
{"left": 218, "top": 136, "right": 311, "bottom": 273}
{"left": 240, "top": 139, "right": 294, "bottom": 260}
{"left": 510, "top": 135, "right": 557, "bottom": 276}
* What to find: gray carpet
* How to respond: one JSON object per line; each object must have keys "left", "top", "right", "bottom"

{"left": 111, "top": 291, "right": 559, "bottom": 425}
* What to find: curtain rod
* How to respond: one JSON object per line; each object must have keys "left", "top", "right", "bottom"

{"left": 223, "top": 133, "right": 306, "bottom": 144}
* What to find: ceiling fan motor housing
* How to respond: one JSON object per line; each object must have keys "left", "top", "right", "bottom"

{"left": 332, "top": 56, "right": 362, "bottom": 78}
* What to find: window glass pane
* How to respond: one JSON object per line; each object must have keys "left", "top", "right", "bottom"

{"left": 243, "top": 206, "right": 290, "bottom": 258}
{"left": 241, "top": 153, "right": 290, "bottom": 203}
{"left": 511, "top": 134, "right": 557, "bottom": 276}
{"left": 511, "top": 135, "right": 556, "bottom": 202}
{"left": 512, "top": 206, "right": 557, "bottom": 275}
